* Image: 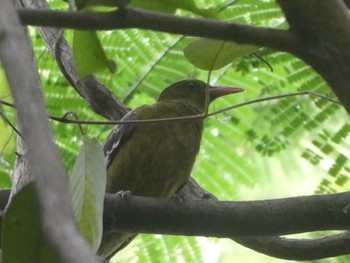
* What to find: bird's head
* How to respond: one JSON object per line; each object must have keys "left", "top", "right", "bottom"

{"left": 158, "top": 80, "right": 244, "bottom": 112}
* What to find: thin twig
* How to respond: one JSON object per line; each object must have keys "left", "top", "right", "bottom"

{"left": 61, "top": 111, "right": 84, "bottom": 135}
{"left": 251, "top": 53, "right": 273, "bottom": 72}
{"left": 0, "top": 130, "right": 14, "bottom": 159}
{"left": 0, "top": 91, "right": 342, "bottom": 127}
{"left": 0, "top": 108, "right": 22, "bottom": 137}
{"left": 207, "top": 91, "right": 341, "bottom": 117}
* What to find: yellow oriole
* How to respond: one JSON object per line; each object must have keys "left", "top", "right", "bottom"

{"left": 98, "top": 80, "right": 243, "bottom": 259}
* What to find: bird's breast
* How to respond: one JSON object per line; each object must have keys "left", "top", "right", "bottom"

{"left": 106, "top": 103, "right": 204, "bottom": 198}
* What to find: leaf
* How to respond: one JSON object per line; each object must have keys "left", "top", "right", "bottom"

{"left": 69, "top": 136, "right": 106, "bottom": 252}
{"left": 184, "top": 39, "right": 258, "bottom": 71}
{"left": 73, "top": 30, "right": 116, "bottom": 80}
{"left": 131, "top": 0, "right": 217, "bottom": 18}
{"left": 2, "top": 183, "right": 61, "bottom": 263}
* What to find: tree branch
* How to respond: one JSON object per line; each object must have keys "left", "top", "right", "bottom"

{"left": 20, "top": 0, "right": 129, "bottom": 121}
{"left": 235, "top": 232, "right": 350, "bottom": 260}
{"left": 16, "top": 7, "right": 296, "bottom": 54}
{"left": 276, "top": 0, "right": 350, "bottom": 115}
{"left": 0, "top": 1, "right": 96, "bottom": 262}
{"left": 16, "top": 5, "right": 350, "bottom": 115}
{"left": 345, "top": 0, "right": 350, "bottom": 8}
{"left": 102, "top": 188, "right": 350, "bottom": 260}
{"left": 180, "top": 179, "right": 350, "bottom": 260}
{"left": 102, "top": 192, "right": 350, "bottom": 237}
{"left": 1, "top": 185, "right": 350, "bottom": 260}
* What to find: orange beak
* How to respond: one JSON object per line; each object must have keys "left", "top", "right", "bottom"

{"left": 209, "top": 85, "right": 244, "bottom": 102}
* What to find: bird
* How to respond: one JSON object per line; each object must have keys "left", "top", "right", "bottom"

{"left": 98, "top": 79, "right": 243, "bottom": 259}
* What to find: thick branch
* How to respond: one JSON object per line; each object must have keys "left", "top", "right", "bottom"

{"left": 0, "top": 1, "right": 96, "bottom": 262}
{"left": 277, "top": 0, "right": 350, "bottom": 115}
{"left": 278, "top": 0, "right": 350, "bottom": 37}
{"left": 345, "top": 0, "right": 350, "bottom": 8}
{"left": 17, "top": 7, "right": 296, "bottom": 54}
{"left": 103, "top": 192, "right": 350, "bottom": 237}
{"left": 16, "top": 5, "right": 350, "bottom": 115}
{"left": 0, "top": 187, "right": 350, "bottom": 260}
{"left": 235, "top": 232, "right": 350, "bottom": 260}
{"left": 180, "top": 179, "right": 350, "bottom": 260}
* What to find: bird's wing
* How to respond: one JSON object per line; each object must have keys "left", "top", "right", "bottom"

{"left": 103, "top": 109, "right": 137, "bottom": 168}
{"left": 101, "top": 107, "right": 148, "bottom": 259}
{"left": 98, "top": 232, "right": 137, "bottom": 260}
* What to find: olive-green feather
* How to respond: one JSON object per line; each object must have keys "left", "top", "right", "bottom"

{"left": 98, "top": 79, "right": 241, "bottom": 259}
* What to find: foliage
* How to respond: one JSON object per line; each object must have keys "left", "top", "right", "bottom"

{"left": 2, "top": 183, "right": 61, "bottom": 263}
{"left": 69, "top": 136, "right": 106, "bottom": 252}
{"left": 1, "top": 0, "right": 350, "bottom": 262}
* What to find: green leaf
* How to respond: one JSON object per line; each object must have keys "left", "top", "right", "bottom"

{"left": 69, "top": 136, "right": 106, "bottom": 252}
{"left": 184, "top": 39, "right": 258, "bottom": 71}
{"left": 2, "top": 183, "right": 41, "bottom": 263}
{"left": 73, "top": 31, "right": 116, "bottom": 80}
{"left": 131, "top": 0, "right": 217, "bottom": 18}
{"left": 2, "top": 183, "right": 61, "bottom": 263}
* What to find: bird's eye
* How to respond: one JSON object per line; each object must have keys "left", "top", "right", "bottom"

{"left": 188, "top": 81, "right": 195, "bottom": 88}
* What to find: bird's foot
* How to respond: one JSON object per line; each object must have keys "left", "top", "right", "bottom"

{"left": 171, "top": 193, "right": 187, "bottom": 205}
{"left": 343, "top": 204, "right": 350, "bottom": 214}
{"left": 116, "top": 190, "right": 132, "bottom": 200}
